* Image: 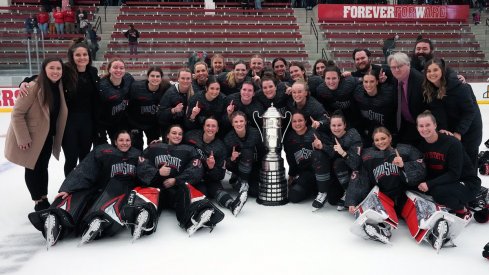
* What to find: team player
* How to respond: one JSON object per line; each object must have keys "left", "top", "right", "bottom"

{"left": 349, "top": 127, "right": 424, "bottom": 244}
{"left": 283, "top": 112, "right": 332, "bottom": 211}
{"left": 255, "top": 75, "right": 289, "bottom": 115}
{"left": 96, "top": 58, "right": 135, "bottom": 145}
{"left": 143, "top": 125, "right": 224, "bottom": 236}
{"left": 315, "top": 61, "right": 361, "bottom": 130}
{"left": 184, "top": 117, "right": 247, "bottom": 216}
{"left": 185, "top": 77, "right": 226, "bottom": 131}
{"left": 128, "top": 66, "right": 170, "bottom": 150}
{"left": 28, "top": 130, "right": 159, "bottom": 247}
{"left": 321, "top": 111, "right": 363, "bottom": 211}
{"left": 217, "top": 61, "right": 251, "bottom": 96}
{"left": 192, "top": 61, "right": 210, "bottom": 94}
{"left": 353, "top": 70, "right": 396, "bottom": 143}
{"left": 157, "top": 68, "right": 194, "bottom": 133}
{"left": 223, "top": 81, "right": 264, "bottom": 130}
{"left": 224, "top": 111, "right": 265, "bottom": 198}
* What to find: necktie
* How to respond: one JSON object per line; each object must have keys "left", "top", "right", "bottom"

{"left": 397, "top": 81, "right": 403, "bottom": 131}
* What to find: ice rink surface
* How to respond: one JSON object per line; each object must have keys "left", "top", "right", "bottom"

{"left": 0, "top": 106, "right": 488, "bottom": 275}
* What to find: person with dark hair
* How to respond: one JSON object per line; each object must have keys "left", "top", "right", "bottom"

{"left": 27, "top": 130, "right": 160, "bottom": 247}
{"left": 97, "top": 58, "right": 135, "bottom": 145}
{"left": 217, "top": 61, "right": 251, "bottom": 96}
{"left": 315, "top": 60, "right": 361, "bottom": 130}
{"left": 5, "top": 57, "right": 68, "bottom": 211}
{"left": 128, "top": 66, "right": 171, "bottom": 150}
{"left": 382, "top": 34, "right": 399, "bottom": 64}
{"left": 53, "top": 6, "right": 64, "bottom": 36}
{"left": 192, "top": 61, "right": 209, "bottom": 94}
{"left": 185, "top": 77, "right": 226, "bottom": 131}
{"left": 288, "top": 61, "right": 323, "bottom": 98}
{"left": 223, "top": 81, "right": 264, "bottom": 131}
{"left": 255, "top": 76, "right": 289, "bottom": 115}
{"left": 321, "top": 111, "right": 363, "bottom": 210}
{"left": 24, "top": 14, "right": 38, "bottom": 39}
{"left": 416, "top": 111, "right": 480, "bottom": 222}
{"left": 124, "top": 24, "right": 140, "bottom": 59}
{"left": 224, "top": 111, "right": 265, "bottom": 198}
{"left": 271, "top": 57, "right": 291, "bottom": 83}
{"left": 184, "top": 117, "right": 247, "bottom": 216}
{"left": 158, "top": 68, "right": 193, "bottom": 134}
{"left": 63, "top": 5, "right": 76, "bottom": 34}
{"left": 346, "top": 48, "right": 391, "bottom": 83}
{"left": 353, "top": 70, "right": 397, "bottom": 143}
{"left": 312, "top": 59, "right": 328, "bottom": 79}
{"left": 283, "top": 112, "right": 333, "bottom": 211}
{"left": 410, "top": 38, "right": 435, "bottom": 72}
{"left": 37, "top": 7, "right": 49, "bottom": 35}
{"left": 422, "top": 58, "right": 482, "bottom": 169}
{"left": 143, "top": 125, "right": 224, "bottom": 236}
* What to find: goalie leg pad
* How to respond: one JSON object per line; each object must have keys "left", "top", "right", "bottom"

{"left": 122, "top": 187, "right": 160, "bottom": 236}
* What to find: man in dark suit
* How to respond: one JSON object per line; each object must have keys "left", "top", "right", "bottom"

{"left": 388, "top": 52, "right": 425, "bottom": 145}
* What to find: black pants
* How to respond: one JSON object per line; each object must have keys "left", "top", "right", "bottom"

{"left": 62, "top": 113, "right": 93, "bottom": 176}
{"left": 25, "top": 136, "right": 53, "bottom": 200}
{"left": 429, "top": 181, "right": 477, "bottom": 211}
{"left": 289, "top": 170, "right": 316, "bottom": 203}
{"left": 131, "top": 127, "right": 161, "bottom": 150}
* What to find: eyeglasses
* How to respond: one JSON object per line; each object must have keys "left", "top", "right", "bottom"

{"left": 389, "top": 64, "right": 406, "bottom": 71}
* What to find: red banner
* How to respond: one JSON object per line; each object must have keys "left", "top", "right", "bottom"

{"left": 318, "top": 4, "right": 469, "bottom": 22}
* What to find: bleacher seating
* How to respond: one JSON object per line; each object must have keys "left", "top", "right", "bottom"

{"left": 104, "top": 3, "right": 306, "bottom": 78}
{"left": 320, "top": 21, "right": 489, "bottom": 82}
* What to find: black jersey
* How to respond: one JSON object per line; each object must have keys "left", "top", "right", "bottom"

{"left": 283, "top": 127, "right": 317, "bottom": 177}
{"left": 353, "top": 82, "right": 397, "bottom": 139}
{"left": 361, "top": 143, "right": 425, "bottom": 200}
{"left": 417, "top": 134, "right": 480, "bottom": 189}
{"left": 142, "top": 143, "right": 203, "bottom": 186}
{"left": 185, "top": 91, "right": 226, "bottom": 130}
{"left": 322, "top": 128, "right": 363, "bottom": 171}
{"left": 255, "top": 81, "right": 289, "bottom": 115}
{"left": 98, "top": 73, "right": 134, "bottom": 127}
{"left": 59, "top": 144, "right": 153, "bottom": 193}
{"left": 223, "top": 92, "right": 265, "bottom": 129}
{"left": 286, "top": 96, "right": 329, "bottom": 130}
{"left": 315, "top": 76, "right": 361, "bottom": 128}
{"left": 128, "top": 80, "right": 167, "bottom": 130}
{"left": 157, "top": 84, "right": 190, "bottom": 130}
{"left": 223, "top": 126, "right": 265, "bottom": 163}
{"left": 184, "top": 129, "right": 227, "bottom": 181}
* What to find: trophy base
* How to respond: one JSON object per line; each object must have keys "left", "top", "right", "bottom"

{"left": 256, "top": 197, "right": 289, "bottom": 206}
{"left": 257, "top": 166, "right": 288, "bottom": 206}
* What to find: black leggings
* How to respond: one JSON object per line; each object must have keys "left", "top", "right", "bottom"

{"left": 62, "top": 113, "right": 93, "bottom": 176}
{"left": 25, "top": 136, "right": 53, "bottom": 200}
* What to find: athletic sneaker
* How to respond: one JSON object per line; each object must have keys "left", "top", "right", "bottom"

{"left": 230, "top": 191, "right": 248, "bottom": 217}
{"left": 132, "top": 209, "right": 149, "bottom": 242}
{"left": 429, "top": 218, "right": 449, "bottom": 253}
{"left": 79, "top": 218, "right": 105, "bottom": 246}
{"left": 363, "top": 223, "right": 391, "bottom": 244}
{"left": 44, "top": 214, "right": 61, "bottom": 249}
{"left": 187, "top": 209, "right": 214, "bottom": 237}
{"left": 312, "top": 192, "right": 327, "bottom": 211}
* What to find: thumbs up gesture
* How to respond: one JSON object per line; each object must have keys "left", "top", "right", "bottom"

{"left": 230, "top": 146, "right": 241, "bottom": 161}
{"left": 333, "top": 137, "right": 346, "bottom": 157}
{"left": 227, "top": 100, "right": 235, "bottom": 116}
{"left": 206, "top": 150, "right": 216, "bottom": 169}
{"left": 310, "top": 116, "right": 320, "bottom": 129}
{"left": 312, "top": 133, "right": 323, "bottom": 150}
{"left": 392, "top": 149, "right": 404, "bottom": 168}
{"left": 159, "top": 162, "right": 171, "bottom": 176}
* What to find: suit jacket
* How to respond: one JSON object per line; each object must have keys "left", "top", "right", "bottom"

{"left": 392, "top": 68, "right": 426, "bottom": 124}
{"left": 5, "top": 82, "right": 68, "bottom": 169}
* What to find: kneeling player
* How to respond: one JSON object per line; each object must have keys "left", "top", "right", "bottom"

{"left": 28, "top": 130, "right": 160, "bottom": 248}
{"left": 143, "top": 125, "right": 224, "bottom": 236}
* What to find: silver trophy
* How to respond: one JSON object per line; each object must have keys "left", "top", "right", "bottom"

{"left": 253, "top": 104, "right": 291, "bottom": 206}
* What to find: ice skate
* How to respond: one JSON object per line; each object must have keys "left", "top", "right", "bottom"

{"left": 79, "top": 218, "right": 105, "bottom": 246}
{"left": 231, "top": 191, "right": 248, "bottom": 217}
{"left": 312, "top": 192, "right": 327, "bottom": 212}
{"left": 429, "top": 218, "right": 450, "bottom": 253}
{"left": 363, "top": 223, "right": 391, "bottom": 245}
{"left": 187, "top": 209, "right": 214, "bottom": 237}
{"left": 44, "top": 214, "right": 61, "bottom": 250}
{"left": 132, "top": 209, "right": 151, "bottom": 243}
{"left": 337, "top": 195, "right": 346, "bottom": 211}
